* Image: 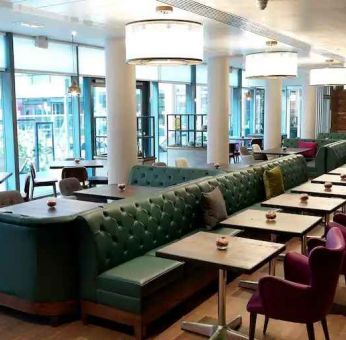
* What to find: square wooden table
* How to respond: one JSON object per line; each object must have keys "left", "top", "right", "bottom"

{"left": 221, "top": 209, "right": 321, "bottom": 255}
{"left": 253, "top": 147, "right": 311, "bottom": 156}
{"left": 292, "top": 182, "right": 346, "bottom": 199}
{"left": 261, "top": 193, "right": 345, "bottom": 225}
{"left": 312, "top": 174, "right": 346, "bottom": 186}
{"left": 329, "top": 166, "right": 346, "bottom": 175}
{"left": 0, "top": 198, "right": 102, "bottom": 218}
{"left": 157, "top": 231, "right": 285, "bottom": 339}
{"left": 74, "top": 184, "right": 164, "bottom": 202}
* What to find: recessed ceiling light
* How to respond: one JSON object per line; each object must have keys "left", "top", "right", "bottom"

{"left": 17, "top": 21, "right": 44, "bottom": 29}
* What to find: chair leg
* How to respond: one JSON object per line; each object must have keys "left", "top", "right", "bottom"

{"left": 30, "top": 184, "right": 35, "bottom": 200}
{"left": 321, "top": 318, "right": 330, "bottom": 340}
{"left": 249, "top": 312, "right": 257, "bottom": 340}
{"left": 53, "top": 183, "right": 57, "bottom": 197}
{"left": 306, "top": 323, "right": 315, "bottom": 340}
{"left": 263, "top": 316, "right": 269, "bottom": 334}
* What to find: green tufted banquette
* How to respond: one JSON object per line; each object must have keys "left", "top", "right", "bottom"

{"left": 318, "top": 132, "right": 346, "bottom": 140}
{"left": 128, "top": 165, "right": 222, "bottom": 187}
{"left": 325, "top": 140, "right": 346, "bottom": 172}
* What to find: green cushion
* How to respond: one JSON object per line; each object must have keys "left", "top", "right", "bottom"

{"left": 97, "top": 255, "right": 183, "bottom": 298}
{"left": 263, "top": 166, "right": 284, "bottom": 199}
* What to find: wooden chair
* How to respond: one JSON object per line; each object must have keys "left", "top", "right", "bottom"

{"left": 252, "top": 144, "right": 268, "bottom": 161}
{"left": 29, "top": 162, "right": 57, "bottom": 199}
{"left": 0, "top": 190, "right": 24, "bottom": 208}
{"left": 62, "top": 167, "right": 88, "bottom": 188}
{"left": 175, "top": 158, "right": 189, "bottom": 168}
{"left": 22, "top": 174, "right": 30, "bottom": 202}
{"left": 59, "top": 177, "right": 83, "bottom": 198}
{"left": 229, "top": 143, "right": 240, "bottom": 163}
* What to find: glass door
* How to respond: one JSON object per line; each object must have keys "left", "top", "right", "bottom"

{"left": 35, "top": 122, "right": 54, "bottom": 171}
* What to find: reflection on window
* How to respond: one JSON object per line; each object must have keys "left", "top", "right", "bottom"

{"left": 15, "top": 73, "right": 75, "bottom": 172}
{"left": 282, "top": 86, "right": 302, "bottom": 138}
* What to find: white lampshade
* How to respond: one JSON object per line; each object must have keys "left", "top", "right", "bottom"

{"left": 245, "top": 51, "right": 298, "bottom": 79}
{"left": 125, "top": 19, "right": 203, "bottom": 65}
{"left": 310, "top": 68, "right": 346, "bottom": 86}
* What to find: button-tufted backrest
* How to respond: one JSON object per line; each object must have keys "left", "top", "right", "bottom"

{"left": 318, "top": 132, "right": 346, "bottom": 140}
{"left": 325, "top": 140, "right": 346, "bottom": 172}
{"left": 282, "top": 138, "right": 337, "bottom": 149}
{"left": 128, "top": 165, "right": 222, "bottom": 187}
{"left": 78, "top": 154, "right": 309, "bottom": 278}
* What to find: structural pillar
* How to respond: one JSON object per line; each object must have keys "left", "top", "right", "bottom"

{"left": 301, "top": 73, "right": 317, "bottom": 138}
{"left": 207, "top": 56, "right": 230, "bottom": 165}
{"left": 264, "top": 79, "right": 282, "bottom": 149}
{"left": 106, "top": 38, "right": 137, "bottom": 184}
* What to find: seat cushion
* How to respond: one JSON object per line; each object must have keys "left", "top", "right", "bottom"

{"left": 97, "top": 255, "right": 184, "bottom": 298}
{"left": 263, "top": 166, "right": 284, "bottom": 199}
{"left": 201, "top": 187, "right": 228, "bottom": 230}
{"left": 298, "top": 141, "right": 318, "bottom": 158}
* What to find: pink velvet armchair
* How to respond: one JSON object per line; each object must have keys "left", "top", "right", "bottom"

{"left": 247, "top": 227, "right": 345, "bottom": 340}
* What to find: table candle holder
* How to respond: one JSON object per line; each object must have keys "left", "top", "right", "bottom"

{"left": 216, "top": 236, "right": 229, "bottom": 251}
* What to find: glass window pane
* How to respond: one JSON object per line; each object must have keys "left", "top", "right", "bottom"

{"left": 0, "top": 73, "right": 5, "bottom": 172}
{"left": 79, "top": 46, "right": 105, "bottom": 77}
{"left": 15, "top": 73, "right": 75, "bottom": 176}
{"left": 0, "top": 34, "right": 5, "bottom": 70}
{"left": 160, "top": 65, "right": 191, "bottom": 82}
{"left": 136, "top": 65, "right": 159, "bottom": 81}
{"left": 14, "top": 36, "right": 75, "bottom": 74}
{"left": 196, "top": 85, "right": 208, "bottom": 115}
{"left": 196, "top": 64, "right": 207, "bottom": 84}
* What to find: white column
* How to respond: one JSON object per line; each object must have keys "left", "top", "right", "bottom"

{"left": 301, "top": 74, "right": 317, "bottom": 138}
{"left": 106, "top": 38, "right": 137, "bottom": 184}
{"left": 207, "top": 56, "right": 230, "bottom": 165}
{"left": 264, "top": 79, "right": 282, "bottom": 149}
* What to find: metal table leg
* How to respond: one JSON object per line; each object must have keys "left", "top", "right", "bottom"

{"left": 301, "top": 234, "right": 307, "bottom": 255}
{"left": 182, "top": 269, "right": 254, "bottom": 339}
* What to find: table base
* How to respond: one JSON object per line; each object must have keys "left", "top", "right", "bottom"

{"left": 182, "top": 316, "right": 251, "bottom": 339}
{"left": 238, "top": 280, "right": 258, "bottom": 290}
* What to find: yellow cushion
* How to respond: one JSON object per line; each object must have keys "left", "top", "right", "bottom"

{"left": 263, "top": 166, "right": 285, "bottom": 199}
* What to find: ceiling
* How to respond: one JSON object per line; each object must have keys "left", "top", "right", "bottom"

{"left": 0, "top": 0, "right": 344, "bottom": 68}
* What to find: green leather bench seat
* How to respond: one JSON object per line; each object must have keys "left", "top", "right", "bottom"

{"left": 325, "top": 140, "right": 346, "bottom": 172}
{"left": 97, "top": 255, "right": 183, "bottom": 299}
{"left": 128, "top": 165, "right": 222, "bottom": 187}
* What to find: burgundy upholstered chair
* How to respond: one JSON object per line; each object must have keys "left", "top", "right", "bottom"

{"left": 247, "top": 227, "right": 345, "bottom": 340}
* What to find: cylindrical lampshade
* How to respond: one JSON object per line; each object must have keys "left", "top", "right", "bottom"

{"left": 125, "top": 19, "right": 203, "bottom": 65}
{"left": 245, "top": 51, "right": 298, "bottom": 79}
{"left": 310, "top": 68, "right": 346, "bottom": 85}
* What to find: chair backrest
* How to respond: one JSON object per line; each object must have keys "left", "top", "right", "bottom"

{"left": 251, "top": 138, "right": 263, "bottom": 149}
{"left": 309, "top": 227, "right": 345, "bottom": 313}
{"left": 152, "top": 162, "right": 167, "bottom": 167}
{"left": 252, "top": 144, "right": 262, "bottom": 153}
{"left": 61, "top": 167, "right": 88, "bottom": 186}
{"left": 0, "top": 190, "right": 24, "bottom": 208}
{"left": 29, "top": 162, "right": 36, "bottom": 180}
{"left": 59, "top": 177, "right": 83, "bottom": 196}
{"left": 23, "top": 175, "right": 30, "bottom": 202}
{"left": 240, "top": 146, "right": 250, "bottom": 156}
{"left": 175, "top": 158, "right": 189, "bottom": 168}
{"left": 252, "top": 144, "right": 268, "bottom": 161}
{"left": 229, "top": 143, "right": 238, "bottom": 153}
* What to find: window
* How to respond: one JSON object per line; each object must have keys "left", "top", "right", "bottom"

{"left": 13, "top": 36, "right": 76, "bottom": 74}
{"left": 0, "top": 34, "right": 5, "bottom": 70}
{"left": 15, "top": 73, "right": 75, "bottom": 174}
{"left": 282, "top": 86, "right": 302, "bottom": 138}
{"left": 0, "top": 74, "right": 5, "bottom": 172}
{"left": 79, "top": 46, "right": 105, "bottom": 77}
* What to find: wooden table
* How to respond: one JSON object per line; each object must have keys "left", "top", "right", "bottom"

{"left": 329, "top": 165, "right": 346, "bottom": 175}
{"left": 157, "top": 231, "right": 285, "bottom": 339}
{"left": 50, "top": 160, "right": 104, "bottom": 169}
{"left": 0, "top": 172, "right": 12, "bottom": 184}
{"left": 253, "top": 147, "right": 311, "bottom": 156}
{"left": 329, "top": 166, "right": 346, "bottom": 175}
{"left": 261, "top": 193, "right": 345, "bottom": 225}
{"left": 0, "top": 198, "right": 102, "bottom": 218}
{"left": 221, "top": 209, "right": 321, "bottom": 255}
{"left": 74, "top": 184, "right": 164, "bottom": 202}
{"left": 292, "top": 182, "right": 346, "bottom": 200}
{"left": 312, "top": 174, "right": 346, "bottom": 186}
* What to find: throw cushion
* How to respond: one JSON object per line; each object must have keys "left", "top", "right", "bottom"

{"left": 263, "top": 166, "right": 285, "bottom": 199}
{"left": 298, "top": 141, "right": 318, "bottom": 158}
{"left": 201, "top": 187, "right": 228, "bottom": 230}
